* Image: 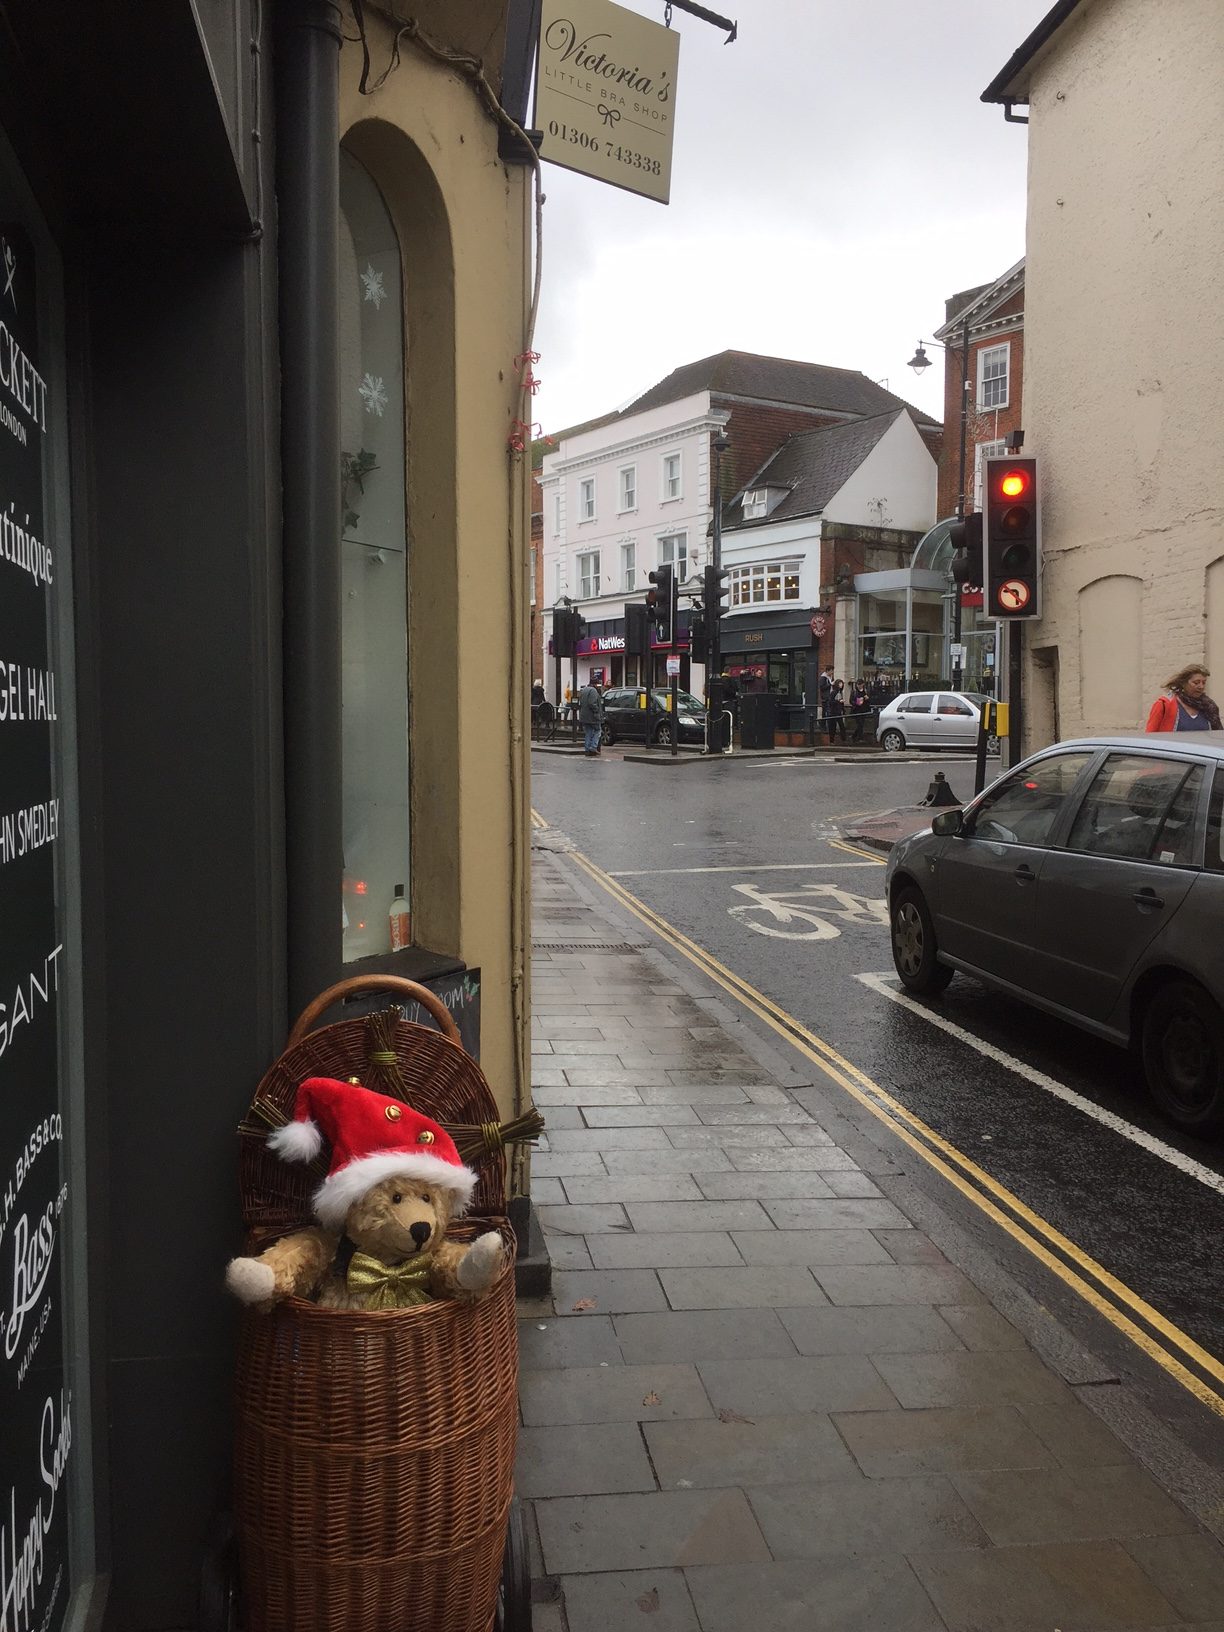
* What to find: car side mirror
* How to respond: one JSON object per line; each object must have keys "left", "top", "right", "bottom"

{"left": 931, "top": 809, "right": 964, "bottom": 837}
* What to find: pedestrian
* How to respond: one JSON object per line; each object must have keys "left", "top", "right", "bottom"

{"left": 817, "top": 663, "right": 834, "bottom": 740}
{"left": 827, "top": 678, "right": 846, "bottom": 744}
{"left": 849, "top": 678, "right": 868, "bottom": 742}
{"left": 578, "top": 679, "right": 604, "bottom": 756}
{"left": 531, "top": 678, "right": 545, "bottom": 708}
{"left": 1145, "top": 664, "right": 1222, "bottom": 733}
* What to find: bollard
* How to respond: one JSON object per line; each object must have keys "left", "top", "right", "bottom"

{"left": 921, "top": 772, "right": 960, "bottom": 808}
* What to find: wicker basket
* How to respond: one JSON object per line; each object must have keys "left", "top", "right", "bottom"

{"left": 233, "top": 976, "right": 519, "bottom": 1632}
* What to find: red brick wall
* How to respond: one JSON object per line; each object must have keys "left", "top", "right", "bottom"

{"left": 936, "top": 326, "right": 1025, "bottom": 518}
{"left": 710, "top": 399, "right": 844, "bottom": 494}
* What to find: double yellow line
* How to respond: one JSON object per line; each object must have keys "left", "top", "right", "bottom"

{"left": 556, "top": 831, "right": 1224, "bottom": 1421}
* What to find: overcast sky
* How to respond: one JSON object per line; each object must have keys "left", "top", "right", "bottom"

{"left": 532, "top": 0, "right": 1050, "bottom": 435}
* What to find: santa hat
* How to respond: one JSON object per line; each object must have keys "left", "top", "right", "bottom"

{"left": 267, "top": 1076, "right": 477, "bottom": 1230}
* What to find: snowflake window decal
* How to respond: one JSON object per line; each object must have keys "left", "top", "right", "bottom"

{"left": 361, "top": 262, "right": 386, "bottom": 310}
{"left": 359, "top": 373, "right": 388, "bottom": 417}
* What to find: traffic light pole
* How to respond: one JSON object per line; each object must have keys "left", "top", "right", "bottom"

{"left": 1007, "top": 621, "right": 1023, "bottom": 769}
{"left": 952, "top": 314, "right": 969, "bottom": 692}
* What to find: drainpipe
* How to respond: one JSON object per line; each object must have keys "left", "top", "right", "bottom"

{"left": 276, "top": 0, "right": 343, "bottom": 1015}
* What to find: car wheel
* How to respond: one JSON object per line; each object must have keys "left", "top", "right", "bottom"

{"left": 654, "top": 719, "right": 674, "bottom": 746}
{"left": 1141, "top": 980, "right": 1224, "bottom": 1134}
{"left": 601, "top": 722, "right": 614, "bottom": 746}
{"left": 891, "top": 887, "right": 954, "bottom": 995}
{"left": 880, "top": 728, "right": 906, "bottom": 753}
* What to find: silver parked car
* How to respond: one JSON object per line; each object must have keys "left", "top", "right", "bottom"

{"left": 876, "top": 690, "right": 998, "bottom": 753}
{"left": 884, "top": 736, "right": 1224, "bottom": 1133}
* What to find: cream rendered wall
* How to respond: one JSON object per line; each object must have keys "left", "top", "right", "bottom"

{"left": 340, "top": 12, "right": 532, "bottom": 1119}
{"left": 1020, "top": 0, "right": 1224, "bottom": 743}
{"left": 822, "top": 415, "right": 937, "bottom": 534}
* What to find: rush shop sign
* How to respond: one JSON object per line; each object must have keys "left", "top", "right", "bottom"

{"left": 535, "top": 0, "right": 680, "bottom": 205}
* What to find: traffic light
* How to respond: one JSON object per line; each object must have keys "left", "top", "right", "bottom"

{"left": 688, "top": 605, "right": 708, "bottom": 664}
{"left": 646, "top": 563, "right": 675, "bottom": 645}
{"left": 948, "top": 512, "right": 983, "bottom": 590}
{"left": 702, "top": 564, "right": 730, "bottom": 626}
{"left": 553, "top": 606, "right": 588, "bottom": 657}
{"left": 624, "top": 602, "right": 652, "bottom": 661}
{"left": 984, "top": 456, "right": 1040, "bottom": 618}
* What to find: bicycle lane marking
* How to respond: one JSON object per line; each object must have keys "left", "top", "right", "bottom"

{"left": 854, "top": 970, "right": 1224, "bottom": 1198}
{"left": 561, "top": 842, "right": 1224, "bottom": 1419}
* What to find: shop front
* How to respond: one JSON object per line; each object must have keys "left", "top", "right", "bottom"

{"left": 720, "top": 609, "right": 821, "bottom": 706}
{"left": 565, "top": 617, "right": 694, "bottom": 692}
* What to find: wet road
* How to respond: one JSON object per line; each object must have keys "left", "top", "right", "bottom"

{"left": 531, "top": 749, "right": 1224, "bottom": 1417}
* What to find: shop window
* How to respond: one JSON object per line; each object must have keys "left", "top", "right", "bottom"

{"left": 579, "top": 477, "right": 596, "bottom": 521}
{"left": 618, "top": 465, "right": 637, "bottom": 512}
{"left": 728, "top": 560, "right": 802, "bottom": 607}
{"left": 339, "top": 149, "right": 409, "bottom": 961}
{"left": 662, "top": 451, "right": 682, "bottom": 501}
{"left": 977, "top": 343, "right": 1009, "bottom": 410}
{"left": 578, "top": 550, "right": 601, "bottom": 598}
{"left": 659, "top": 532, "right": 687, "bottom": 579}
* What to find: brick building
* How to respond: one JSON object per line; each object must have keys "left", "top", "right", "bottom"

{"left": 931, "top": 259, "right": 1025, "bottom": 519}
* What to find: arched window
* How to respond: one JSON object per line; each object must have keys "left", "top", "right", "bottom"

{"left": 339, "top": 149, "right": 410, "bottom": 960}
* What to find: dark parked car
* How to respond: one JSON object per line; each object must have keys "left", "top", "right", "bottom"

{"left": 600, "top": 687, "right": 707, "bottom": 746}
{"left": 884, "top": 736, "right": 1224, "bottom": 1133}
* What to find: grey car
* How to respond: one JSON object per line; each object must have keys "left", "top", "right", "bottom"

{"left": 876, "top": 690, "right": 999, "bottom": 753}
{"left": 884, "top": 735, "right": 1224, "bottom": 1134}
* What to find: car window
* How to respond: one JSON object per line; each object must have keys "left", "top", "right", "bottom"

{"left": 938, "top": 697, "right": 973, "bottom": 716}
{"left": 903, "top": 694, "right": 933, "bottom": 713}
{"left": 676, "top": 692, "right": 704, "bottom": 711}
{"left": 602, "top": 689, "right": 627, "bottom": 707}
{"left": 1065, "top": 755, "right": 1203, "bottom": 865}
{"left": 967, "top": 752, "right": 1093, "bottom": 846}
{"left": 892, "top": 695, "right": 911, "bottom": 710}
{"left": 1207, "top": 769, "right": 1224, "bottom": 872}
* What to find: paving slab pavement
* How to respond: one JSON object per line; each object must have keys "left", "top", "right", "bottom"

{"left": 520, "top": 843, "right": 1224, "bottom": 1631}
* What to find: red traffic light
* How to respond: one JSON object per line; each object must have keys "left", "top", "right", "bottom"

{"left": 996, "top": 468, "right": 1030, "bottom": 500}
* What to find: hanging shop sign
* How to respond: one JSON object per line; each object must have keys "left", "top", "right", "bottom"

{"left": 535, "top": 0, "right": 681, "bottom": 205}
{"left": 0, "top": 222, "right": 72, "bottom": 1632}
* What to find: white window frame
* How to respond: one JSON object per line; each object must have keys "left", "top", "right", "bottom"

{"left": 620, "top": 540, "right": 636, "bottom": 593}
{"left": 661, "top": 451, "right": 682, "bottom": 502}
{"left": 578, "top": 476, "right": 596, "bottom": 522}
{"left": 973, "top": 438, "right": 1009, "bottom": 510}
{"left": 976, "top": 342, "right": 1010, "bottom": 411}
{"left": 728, "top": 559, "right": 803, "bottom": 608}
{"left": 578, "top": 549, "right": 601, "bottom": 599}
{"left": 552, "top": 492, "right": 561, "bottom": 534}
{"left": 658, "top": 531, "right": 688, "bottom": 580}
{"left": 553, "top": 560, "right": 563, "bottom": 601}
{"left": 742, "top": 489, "right": 767, "bottom": 520}
{"left": 530, "top": 545, "right": 537, "bottom": 607}
{"left": 618, "top": 464, "right": 637, "bottom": 513}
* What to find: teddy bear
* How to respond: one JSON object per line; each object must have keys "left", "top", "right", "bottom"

{"left": 226, "top": 1075, "right": 505, "bottom": 1311}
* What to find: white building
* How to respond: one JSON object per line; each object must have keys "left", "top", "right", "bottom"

{"left": 540, "top": 391, "right": 722, "bottom": 697}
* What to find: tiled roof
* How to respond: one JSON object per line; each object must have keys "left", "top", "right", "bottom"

{"left": 723, "top": 411, "right": 906, "bottom": 528}
{"left": 623, "top": 349, "right": 940, "bottom": 428}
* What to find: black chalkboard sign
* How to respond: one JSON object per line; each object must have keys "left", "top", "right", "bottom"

{"left": 0, "top": 220, "right": 71, "bottom": 1632}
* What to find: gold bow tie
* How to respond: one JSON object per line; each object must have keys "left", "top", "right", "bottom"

{"left": 346, "top": 1250, "right": 435, "bottom": 1309}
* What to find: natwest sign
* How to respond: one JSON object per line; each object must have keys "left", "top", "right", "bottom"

{"left": 576, "top": 633, "right": 626, "bottom": 655}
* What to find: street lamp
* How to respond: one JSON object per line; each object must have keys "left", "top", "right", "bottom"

{"left": 909, "top": 313, "right": 972, "bottom": 687}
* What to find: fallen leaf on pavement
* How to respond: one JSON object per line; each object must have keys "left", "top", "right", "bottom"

{"left": 636, "top": 1587, "right": 660, "bottom": 1613}
{"left": 571, "top": 1297, "right": 597, "bottom": 1311}
{"left": 716, "top": 1407, "right": 754, "bottom": 1424}
{"left": 642, "top": 1391, "right": 660, "bottom": 1406}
